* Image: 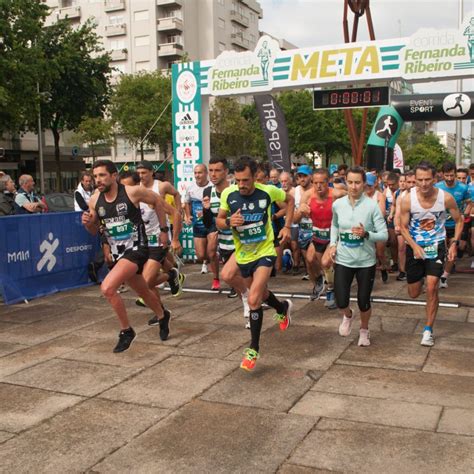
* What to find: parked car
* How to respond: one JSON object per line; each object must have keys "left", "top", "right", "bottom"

{"left": 44, "top": 193, "right": 75, "bottom": 212}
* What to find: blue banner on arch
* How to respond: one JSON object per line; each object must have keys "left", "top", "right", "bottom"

{"left": 0, "top": 212, "right": 100, "bottom": 304}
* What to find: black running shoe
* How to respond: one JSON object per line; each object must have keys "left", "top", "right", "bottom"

{"left": 391, "top": 263, "right": 399, "bottom": 273}
{"left": 227, "top": 288, "right": 238, "bottom": 298}
{"left": 159, "top": 309, "right": 171, "bottom": 341}
{"left": 381, "top": 269, "right": 388, "bottom": 283}
{"left": 148, "top": 314, "right": 160, "bottom": 326}
{"left": 396, "top": 271, "right": 407, "bottom": 281}
{"left": 310, "top": 274, "right": 325, "bottom": 301}
{"left": 168, "top": 268, "right": 182, "bottom": 297}
{"left": 113, "top": 327, "right": 136, "bottom": 353}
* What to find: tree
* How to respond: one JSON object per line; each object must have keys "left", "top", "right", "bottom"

{"left": 110, "top": 71, "right": 172, "bottom": 160}
{"left": 0, "top": 0, "right": 48, "bottom": 133}
{"left": 36, "top": 19, "right": 112, "bottom": 191}
{"left": 75, "top": 116, "right": 113, "bottom": 161}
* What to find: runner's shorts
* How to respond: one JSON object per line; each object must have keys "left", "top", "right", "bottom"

{"left": 312, "top": 239, "right": 329, "bottom": 254}
{"left": 148, "top": 246, "right": 168, "bottom": 264}
{"left": 238, "top": 255, "right": 277, "bottom": 279}
{"left": 119, "top": 247, "right": 149, "bottom": 275}
{"left": 406, "top": 241, "right": 446, "bottom": 284}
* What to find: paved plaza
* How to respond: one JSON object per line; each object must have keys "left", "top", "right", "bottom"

{"left": 0, "top": 264, "right": 473, "bottom": 473}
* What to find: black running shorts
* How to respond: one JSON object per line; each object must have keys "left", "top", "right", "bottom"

{"left": 120, "top": 247, "right": 149, "bottom": 275}
{"left": 148, "top": 246, "right": 168, "bottom": 264}
{"left": 406, "top": 242, "right": 446, "bottom": 284}
{"left": 238, "top": 256, "right": 276, "bottom": 279}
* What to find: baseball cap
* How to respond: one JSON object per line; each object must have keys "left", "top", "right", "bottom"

{"left": 136, "top": 161, "right": 154, "bottom": 171}
{"left": 296, "top": 165, "right": 312, "bottom": 176}
{"left": 366, "top": 173, "right": 377, "bottom": 186}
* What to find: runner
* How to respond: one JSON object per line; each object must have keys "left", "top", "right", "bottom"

{"left": 383, "top": 171, "right": 400, "bottom": 275}
{"left": 400, "top": 161, "right": 463, "bottom": 346}
{"left": 328, "top": 166, "right": 388, "bottom": 347}
{"left": 82, "top": 160, "right": 171, "bottom": 352}
{"left": 203, "top": 157, "right": 251, "bottom": 327}
{"left": 455, "top": 168, "right": 472, "bottom": 259}
{"left": 296, "top": 169, "right": 346, "bottom": 308}
{"left": 435, "top": 162, "right": 470, "bottom": 288}
{"left": 183, "top": 164, "right": 219, "bottom": 289}
{"left": 119, "top": 171, "right": 181, "bottom": 325}
{"left": 136, "top": 161, "right": 184, "bottom": 297}
{"left": 216, "top": 156, "right": 295, "bottom": 371}
{"left": 280, "top": 171, "right": 296, "bottom": 273}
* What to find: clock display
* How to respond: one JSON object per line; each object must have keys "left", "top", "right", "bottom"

{"left": 313, "top": 86, "right": 390, "bottom": 110}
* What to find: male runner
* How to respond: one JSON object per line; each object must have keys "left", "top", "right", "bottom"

{"left": 384, "top": 171, "right": 400, "bottom": 275}
{"left": 435, "top": 162, "right": 470, "bottom": 287}
{"left": 82, "top": 160, "right": 171, "bottom": 352}
{"left": 183, "top": 164, "right": 219, "bottom": 288}
{"left": 455, "top": 168, "right": 472, "bottom": 258}
{"left": 328, "top": 167, "right": 388, "bottom": 347}
{"left": 400, "top": 161, "right": 463, "bottom": 346}
{"left": 119, "top": 171, "right": 181, "bottom": 325}
{"left": 136, "top": 161, "right": 184, "bottom": 296}
{"left": 216, "top": 156, "right": 295, "bottom": 371}
{"left": 297, "top": 169, "right": 346, "bottom": 307}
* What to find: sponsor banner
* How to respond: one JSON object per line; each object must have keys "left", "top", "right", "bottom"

{"left": 254, "top": 94, "right": 291, "bottom": 172}
{"left": 0, "top": 212, "right": 100, "bottom": 304}
{"left": 393, "top": 144, "right": 404, "bottom": 171}
{"left": 176, "top": 128, "right": 199, "bottom": 144}
{"left": 175, "top": 111, "right": 199, "bottom": 127}
{"left": 196, "top": 16, "right": 474, "bottom": 97}
{"left": 367, "top": 105, "right": 404, "bottom": 149}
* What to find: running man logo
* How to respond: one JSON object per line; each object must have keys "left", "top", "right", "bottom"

{"left": 443, "top": 93, "right": 471, "bottom": 118}
{"left": 37, "top": 232, "right": 60, "bottom": 272}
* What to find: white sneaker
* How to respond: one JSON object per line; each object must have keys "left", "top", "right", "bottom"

{"left": 421, "top": 330, "right": 435, "bottom": 347}
{"left": 338, "top": 309, "right": 354, "bottom": 337}
{"left": 245, "top": 320, "right": 250, "bottom": 330}
{"left": 201, "top": 262, "right": 208, "bottom": 274}
{"left": 358, "top": 328, "right": 371, "bottom": 347}
{"left": 439, "top": 277, "right": 448, "bottom": 289}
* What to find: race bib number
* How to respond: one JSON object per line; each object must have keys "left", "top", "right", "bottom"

{"left": 299, "top": 219, "right": 313, "bottom": 241}
{"left": 147, "top": 234, "right": 158, "bottom": 246}
{"left": 106, "top": 221, "right": 133, "bottom": 240}
{"left": 313, "top": 226, "right": 330, "bottom": 242}
{"left": 191, "top": 201, "right": 203, "bottom": 223}
{"left": 340, "top": 231, "right": 363, "bottom": 248}
{"left": 422, "top": 243, "right": 438, "bottom": 260}
{"left": 237, "top": 221, "right": 266, "bottom": 244}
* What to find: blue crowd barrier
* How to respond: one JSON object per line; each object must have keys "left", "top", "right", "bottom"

{"left": 0, "top": 212, "right": 100, "bottom": 304}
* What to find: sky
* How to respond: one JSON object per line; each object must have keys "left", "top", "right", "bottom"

{"left": 259, "top": 0, "right": 474, "bottom": 138}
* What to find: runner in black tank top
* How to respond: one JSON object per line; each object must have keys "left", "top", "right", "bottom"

{"left": 82, "top": 160, "right": 171, "bottom": 353}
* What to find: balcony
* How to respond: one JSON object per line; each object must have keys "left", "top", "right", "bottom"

{"left": 157, "top": 0, "right": 183, "bottom": 6}
{"left": 230, "top": 10, "right": 249, "bottom": 27}
{"left": 110, "top": 49, "right": 128, "bottom": 61}
{"left": 240, "top": 0, "right": 263, "bottom": 17}
{"left": 158, "top": 42, "right": 184, "bottom": 57}
{"left": 105, "top": 23, "right": 127, "bottom": 36}
{"left": 104, "top": 0, "right": 125, "bottom": 12}
{"left": 57, "top": 5, "right": 81, "bottom": 20}
{"left": 231, "top": 33, "right": 250, "bottom": 49}
{"left": 157, "top": 17, "right": 183, "bottom": 32}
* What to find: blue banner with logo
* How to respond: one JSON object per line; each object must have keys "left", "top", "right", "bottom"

{"left": 0, "top": 212, "right": 100, "bottom": 304}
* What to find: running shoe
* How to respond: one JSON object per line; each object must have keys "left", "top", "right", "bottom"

{"left": 168, "top": 268, "right": 181, "bottom": 297}
{"left": 211, "top": 278, "right": 220, "bottom": 291}
{"left": 273, "top": 299, "right": 293, "bottom": 331}
{"left": 338, "top": 309, "right": 354, "bottom": 337}
{"left": 391, "top": 263, "right": 399, "bottom": 273}
{"left": 201, "top": 262, "right": 208, "bottom": 274}
{"left": 310, "top": 274, "right": 325, "bottom": 301}
{"left": 245, "top": 320, "right": 250, "bottom": 330}
{"left": 324, "top": 290, "right": 337, "bottom": 309}
{"left": 358, "top": 328, "right": 371, "bottom": 347}
{"left": 227, "top": 288, "right": 238, "bottom": 298}
{"left": 148, "top": 308, "right": 170, "bottom": 327}
{"left": 396, "top": 271, "right": 407, "bottom": 281}
{"left": 159, "top": 309, "right": 171, "bottom": 341}
{"left": 439, "top": 277, "right": 448, "bottom": 289}
{"left": 135, "top": 297, "right": 146, "bottom": 308}
{"left": 301, "top": 274, "right": 310, "bottom": 281}
{"left": 240, "top": 348, "right": 259, "bottom": 371}
{"left": 421, "top": 329, "right": 434, "bottom": 347}
{"left": 381, "top": 269, "right": 388, "bottom": 283}
{"left": 113, "top": 327, "right": 136, "bottom": 353}
{"left": 117, "top": 284, "right": 128, "bottom": 294}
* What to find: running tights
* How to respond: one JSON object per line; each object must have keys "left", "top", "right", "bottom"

{"left": 334, "top": 264, "right": 376, "bottom": 312}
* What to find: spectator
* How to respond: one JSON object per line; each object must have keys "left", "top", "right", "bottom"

{"left": 14, "top": 175, "right": 46, "bottom": 214}
{"left": 74, "top": 171, "right": 94, "bottom": 211}
{"left": 0, "top": 174, "right": 16, "bottom": 216}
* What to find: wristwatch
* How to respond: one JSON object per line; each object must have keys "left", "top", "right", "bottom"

{"left": 225, "top": 217, "right": 231, "bottom": 227}
{"left": 160, "top": 226, "right": 170, "bottom": 233}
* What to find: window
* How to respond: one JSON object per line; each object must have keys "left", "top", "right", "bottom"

{"left": 110, "top": 39, "right": 125, "bottom": 50}
{"left": 166, "top": 34, "right": 182, "bottom": 44}
{"left": 112, "top": 63, "right": 126, "bottom": 75}
{"left": 249, "top": 12, "right": 256, "bottom": 23}
{"left": 135, "top": 35, "right": 150, "bottom": 47}
{"left": 164, "top": 9, "right": 182, "bottom": 18}
{"left": 134, "top": 10, "right": 149, "bottom": 21}
{"left": 109, "top": 15, "right": 124, "bottom": 25}
{"left": 218, "top": 42, "right": 226, "bottom": 52}
{"left": 135, "top": 61, "right": 150, "bottom": 72}
{"left": 218, "top": 18, "right": 225, "bottom": 29}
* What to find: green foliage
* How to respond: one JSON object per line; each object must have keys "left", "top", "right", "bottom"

{"left": 110, "top": 71, "right": 171, "bottom": 159}
{"left": 76, "top": 116, "right": 113, "bottom": 159}
{"left": 0, "top": 0, "right": 48, "bottom": 133}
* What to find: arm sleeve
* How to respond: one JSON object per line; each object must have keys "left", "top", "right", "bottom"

{"left": 202, "top": 187, "right": 213, "bottom": 229}
{"left": 330, "top": 202, "right": 339, "bottom": 246}
{"left": 219, "top": 187, "right": 231, "bottom": 213}
{"left": 367, "top": 203, "right": 389, "bottom": 242}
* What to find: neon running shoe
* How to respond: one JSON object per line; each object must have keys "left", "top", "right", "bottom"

{"left": 135, "top": 297, "right": 146, "bottom": 307}
{"left": 240, "top": 348, "right": 259, "bottom": 371}
{"left": 211, "top": 278, "right": 220, "bottom": 291}
{"left": 273, "top": 299, "right": 293, "bottom": 331}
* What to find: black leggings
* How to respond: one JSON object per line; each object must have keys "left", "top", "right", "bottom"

{"left": 334, "top": 264, "right": 376, "bottom": 312}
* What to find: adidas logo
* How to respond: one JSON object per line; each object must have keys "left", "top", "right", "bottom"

{"left": 179, "top": 113, "right": 194, "bottom": 126}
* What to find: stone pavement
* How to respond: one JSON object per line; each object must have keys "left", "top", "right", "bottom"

{"left": 0, "top": 263, "right": 473, "bottom": 473}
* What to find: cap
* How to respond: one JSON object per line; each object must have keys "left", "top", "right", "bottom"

{"left": 136, "top": 161, "right": 154, "bottom": 171}
{"left": 296, "top": 165, "right": 312, "bottom": 176}
{"left": 366, "top": 173, "right": 377, "bottom": 186}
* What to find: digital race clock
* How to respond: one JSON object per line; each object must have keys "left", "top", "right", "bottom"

{"left": 313, "top": 86, "right": 390, "bottom": 110}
